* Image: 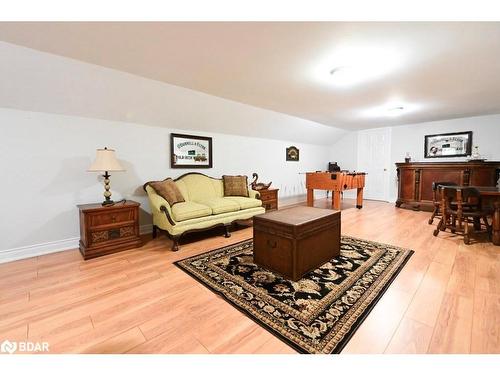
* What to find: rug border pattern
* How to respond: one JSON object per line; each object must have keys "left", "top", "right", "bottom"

{"left": 174, "top": 236, "right": 414, "bottom": 354}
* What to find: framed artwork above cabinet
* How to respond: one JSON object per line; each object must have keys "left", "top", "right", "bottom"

{"left": 424, "top": 131, "right": 472, "bottom": 158}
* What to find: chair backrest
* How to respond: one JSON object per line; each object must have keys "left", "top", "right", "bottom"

{"left": 440, "top": 186, "right": 481, "bottom": 213}
{"left": 432, "top": 181, "right": 457, "bottom": 191}
{"left": 441, "top": 186, "right": 458, "bottom": 210}
{"left": 432, "top": 181, "right": 457, "bottom": 203}
{"left": 458, "top": 187, "right": 481, "bottom": 206}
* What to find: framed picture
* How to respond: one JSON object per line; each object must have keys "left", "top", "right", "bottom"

{"left": 170, "top": 133, "right": 213, "bottom": 168}
{"left": 286, "top": 146, "right": 300, "bottom": 161}
{"left": 424, "top": 131, "right": 472, "bottom": 158}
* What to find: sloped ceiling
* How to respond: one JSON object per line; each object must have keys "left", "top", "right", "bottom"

{"left": 0, "top": 41, "right": 346, "bottom": 145}
{"left": 1, "top": 22, "right": 500, "bottom": 131}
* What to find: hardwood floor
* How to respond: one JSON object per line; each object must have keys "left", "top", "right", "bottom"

{"left": 1, "top": 198, "right": 499, "bottom": 354}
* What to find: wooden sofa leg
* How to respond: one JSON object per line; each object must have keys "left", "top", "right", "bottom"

{"left": 172, "top": 235, "right": 181, "bottom": 251}
{"left": 223, "top": 225, "right": 231, "bottom": 238}
{"left": 152, "top": 225, "right": 158, "bottom": 239}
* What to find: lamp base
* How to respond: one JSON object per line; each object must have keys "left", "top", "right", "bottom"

{"left": 101, "top": 171, "right": 114, "bottom": 206}
{"left": 102, "top": 199, "right": 115, "bottom": 206}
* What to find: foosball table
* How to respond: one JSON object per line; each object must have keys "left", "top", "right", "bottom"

{"left": 306, "top": 172, "right": 366, "bottom": 210}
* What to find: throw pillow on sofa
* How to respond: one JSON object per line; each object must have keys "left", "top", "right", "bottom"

{"left": 222, "top": 175, "right": 249, "bottom": 197}
{"left": 149, "top": 179, "right": 185, "bottom": 206}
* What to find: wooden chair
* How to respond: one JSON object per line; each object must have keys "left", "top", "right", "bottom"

{"left": 433, "top": 186, "right": 491, "bottom": 244}
{"left": 428, "top": 181, "right": 457, "bottom": 224}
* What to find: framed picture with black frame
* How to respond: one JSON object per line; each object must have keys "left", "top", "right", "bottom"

{"left": 170, "top": 133, "right": 213, "bottom": 168}
{"left": 424, "top": 131, "right": 472, "bottom": 158}
{"left": 286, "top": 146, "right": 300, "bottom": 161}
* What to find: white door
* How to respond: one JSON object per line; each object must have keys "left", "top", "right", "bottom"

{"left": 357, "top": 127, "right": 392, "bottom": 201}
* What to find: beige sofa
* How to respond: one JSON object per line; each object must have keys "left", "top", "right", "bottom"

{"left": 144, "top": 172, "right": 265, "bottom": 251}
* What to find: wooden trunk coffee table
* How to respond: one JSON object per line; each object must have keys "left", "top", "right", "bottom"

{"left": 253, "top": 206, "right": 341, "bottom": 281}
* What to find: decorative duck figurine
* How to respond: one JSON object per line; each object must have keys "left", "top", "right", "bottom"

{"left": 250, "top": 173, "right": 272, "bottom": 191}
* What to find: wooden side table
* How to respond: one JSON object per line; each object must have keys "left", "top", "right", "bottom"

{"left": 259, "top": 188, "right": 279, "bottom": 211}
{"left": 78, "top": 200, "right": 142, "bottom": 260}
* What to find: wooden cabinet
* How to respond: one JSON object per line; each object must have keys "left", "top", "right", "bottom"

{"left": 396, "top": 161, "right": 500, "bottom": 211}
{"left": 78, "top": 200, "right": 142, "bottom": 260}
{"left": 258, "top": 188, "right": 279, "bottom": 211}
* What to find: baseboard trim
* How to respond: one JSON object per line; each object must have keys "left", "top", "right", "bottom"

{"left": 278, "top": 192, "right": 328, "bottom": 207}
{"left": 0, "top": 237, "right": 79, "bottom": 264}
{"left": 0, "top": 224, "right": 154, "bottom": 265}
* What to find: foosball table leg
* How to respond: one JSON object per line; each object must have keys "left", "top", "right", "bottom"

{"left": 332, "top": 191, "right": 341, "bottom": 210}
{"left": 307, "top": 189, "right": 314, "bottom": 206}
{"left": 356, "top": 187, "right": 364, "bottom": 209}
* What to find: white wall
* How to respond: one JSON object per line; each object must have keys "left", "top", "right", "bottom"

{"left": 0, "top": 41, "right": 346, "bottom": 146}
{"left": 330, "top": 114, "right": 500, "bottom": 202}
{"left": 0, "top": 108, "right": 330, "bottom": 261}
{"left": 329, "top": 131, "right": 358, "bottom": 172}
{"left": 390, "top": 114, "right": 500, "bottom": 164}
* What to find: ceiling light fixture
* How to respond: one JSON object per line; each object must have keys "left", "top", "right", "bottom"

{"left": 311, "top": 45, "right": 406, "bottom": 88}
{"left": 387, "top": 106, "right": 405, "bottom": 116}
{"left": 328, "top": 66, "right": 361, "bottom": 87}
{"left": 360, "top": 101, "right": 419, "bottom": 118}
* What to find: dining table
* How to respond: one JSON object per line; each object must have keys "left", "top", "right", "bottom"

{"left": 474, "top": 186, "right": 500, "bottom": 246}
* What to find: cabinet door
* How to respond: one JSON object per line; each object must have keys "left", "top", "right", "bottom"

{"left": 420, "top": 168, "right": 463, "bottom": 202}
{"left": 399, "top": 169, "right": 415, "bottom": 200}
{"left": 470, "top": 168, "right": 496, "bottom": 186}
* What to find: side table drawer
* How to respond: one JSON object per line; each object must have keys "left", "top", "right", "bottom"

{"left": 259, "top": 190, "right": 276, "bottom": 200}
{"left": 88, "top": 209, "right": 135, "bottom": 227}
{"left": 90, "top": 225, "right": 137, "bottom": 245}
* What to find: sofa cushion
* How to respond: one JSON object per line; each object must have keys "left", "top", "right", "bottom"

{"left": 225, "top": 197, "right": 263, "bottom": 210}
{"left": 171, "top": 202, "right": 212, "bottom": 222}
{"left": 223, "top": 175, "right": 249, "bottom": 197}
{"left": 149, "top": 179, "right": 185, "bottom": 206}
{"left": 197, "top": 198, "right": 240, "bottom": 215}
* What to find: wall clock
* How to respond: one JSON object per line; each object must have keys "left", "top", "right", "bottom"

{"left": 286, "top": 146, "right": 300, "bottom": 161}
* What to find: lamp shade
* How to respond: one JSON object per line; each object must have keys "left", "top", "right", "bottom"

{"left": 88, "top": 148, "right": 125, "bottom": 172}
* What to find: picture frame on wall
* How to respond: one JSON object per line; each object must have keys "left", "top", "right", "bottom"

{"left": 170, "top": 133, "right": 213, "bottom": 168}
{"left": 424, "top": 131, "right": 472, "bottom": 158}
{"left": 286, "top": 146, "right": 300, "bottom": 161}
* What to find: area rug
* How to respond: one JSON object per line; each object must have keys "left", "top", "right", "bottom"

{"left": 175, "top": 236, "right": 413, "bottom": 354}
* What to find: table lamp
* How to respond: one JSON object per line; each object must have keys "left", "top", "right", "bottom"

{"left": 88, "top": 147, "right": 125, "bottom": 206}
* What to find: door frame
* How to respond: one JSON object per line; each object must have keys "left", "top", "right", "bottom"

{"left": 356, "top": 127, "right": 392, "bottom": 202}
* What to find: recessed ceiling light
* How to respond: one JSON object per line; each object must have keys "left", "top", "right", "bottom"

{"left": 360, "top": 102, "right": 419, "bottom": 118}
{"left": 329, "top": 66, "right": 347, "bottom": 75}
{"left": 387, "top": 106, "right": 405, "bottom": 115}
{"left": 328, "top": 66, "right": 361, "bottom": 86}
